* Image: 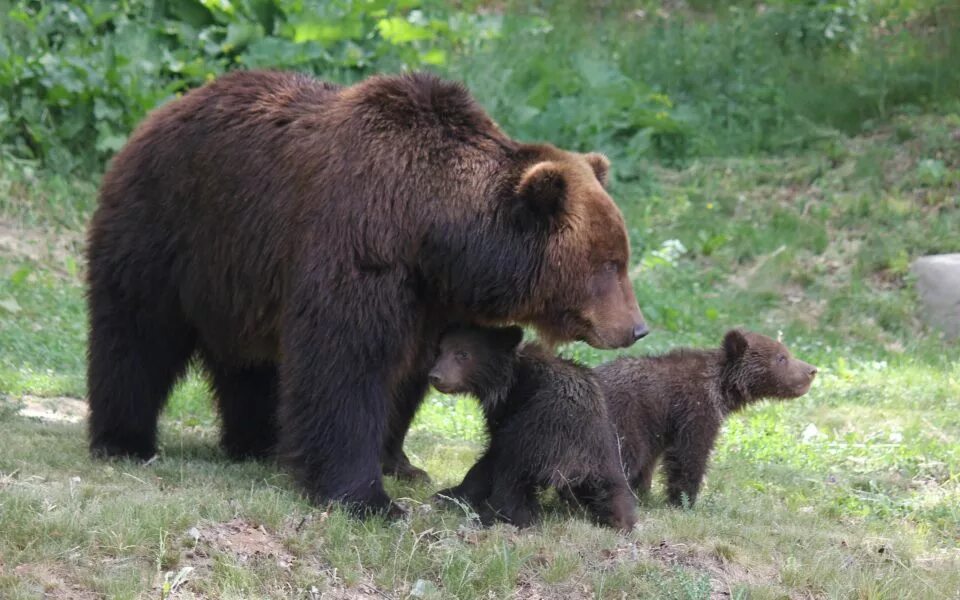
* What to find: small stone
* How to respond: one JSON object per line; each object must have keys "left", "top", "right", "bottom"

{"left": 912, "top": 254, "right": 960, "bottom": 339}
{"left": 410, "top": 579, "right": 438, "bottom": 597}
{"left": 801, "top": 423, "right": 822, "bottom": 442}
{"left": 187, "top": 527, "right": 201, "bottom": 543}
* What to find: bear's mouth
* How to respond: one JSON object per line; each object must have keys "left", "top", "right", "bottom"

{"left": 583, "top": 328, "right": 635, "bottom": 350}
{"left": 431, "top": 382, "right": 458, "bottom": 394}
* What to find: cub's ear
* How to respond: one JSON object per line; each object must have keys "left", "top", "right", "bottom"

{"left": 516, "top": 161, "right": 567, "bottom": 218}
{"left": 584, "top": 152, "right": 610, "bottom": 186}
{"left": 723, "top": 329, "right": 749, "bottom": 360}
{"left": 493, "top": 326, "right": 524, "bottom": 352}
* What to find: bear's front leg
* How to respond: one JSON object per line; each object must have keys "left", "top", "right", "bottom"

{"left": 381, "top": 355, "right": 435, "bottom": 483}
{"left": 481, "top": 474, "right": 540, "bottom": 528}
{"left": 434, "top": 449, "right": 496, "bottom": 510}
{"left": 570, "top": 473, "right": 637, "bottom": 532}
{"left": 276, "top": 277, "right": 416, "bottom": 516}
{"left": 633, "top": 456, "right": 658, "bottom": 499}
{"left": 278, "top": 369, "right": 394, "bottom": 513}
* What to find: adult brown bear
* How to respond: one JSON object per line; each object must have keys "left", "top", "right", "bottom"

{"left": 86, "top": 70, "right": 647, "bottom": 513}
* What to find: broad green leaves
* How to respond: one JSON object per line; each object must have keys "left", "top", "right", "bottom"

{"left": 0, "top": 0, "right": 495, "bottom": 173}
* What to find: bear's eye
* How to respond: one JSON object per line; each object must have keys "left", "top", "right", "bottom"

{"left": 603, "top": 261, "right": 619, "bottom": 274}
{"left": 777, "top": 355, "right": 787, "bottom": 364}
{"left": 455, "top": 351, "right": 469, "bottom": 362}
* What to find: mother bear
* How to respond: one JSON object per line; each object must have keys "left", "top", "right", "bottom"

{"left": 86, "top": 70, "right": 647, "bottom": 513}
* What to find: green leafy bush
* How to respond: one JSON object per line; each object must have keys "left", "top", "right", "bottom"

{"left": 1, "top": 0, "right": 957, "bottom": 174}
{"left": 0, "top": 0, "right": 497, "bottom": 172}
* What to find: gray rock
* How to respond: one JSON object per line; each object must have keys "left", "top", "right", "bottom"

{"left": 912, "top": 254, "right": 960, "bottom": 339}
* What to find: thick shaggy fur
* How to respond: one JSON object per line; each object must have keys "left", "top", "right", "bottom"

{"left": 86, "top": 70, "right": 646, "bottom": 513}
{"left": 596, "top": 329, "right": 817, "bottom": 507}
{"left": 429, "top": 326, "right": 636, "bottom": 530}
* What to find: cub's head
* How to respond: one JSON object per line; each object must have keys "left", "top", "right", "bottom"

{"left": 722, "top": 329, "right": 817, "bottom": 406}
{"left": 428, "top": 325, "right": 524, "bottom": 397}
{"left": 511, "top": 147, "right": 647, "bottom": 350}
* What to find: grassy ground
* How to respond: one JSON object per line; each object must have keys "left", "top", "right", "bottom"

{"left": 1, "top": 113, "right": 959, "bottom": 599}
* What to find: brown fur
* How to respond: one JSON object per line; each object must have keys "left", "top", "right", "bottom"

{"left": 428, "top": 325, "right": 636, "bottom": 530}
{"left": 596, "top": 329, "right": 817, "bottom": 507}
{"left": 85, "top": 70, "right": 647, "bottom": 514}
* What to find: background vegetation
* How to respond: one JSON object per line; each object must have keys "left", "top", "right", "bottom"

{"left": 1, "top": 0, "right": 958, "bottom": 598}
{"left": 2, "top": 0, "right": 958, "bottom": 173}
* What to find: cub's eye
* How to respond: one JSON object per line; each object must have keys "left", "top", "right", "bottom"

{"left": 603, "top": 261, "right": 619, "bottom": 274}
{"left": 455, "top": 351, "right": 469, "bottom": 362}
{"left": 777, "top": 355, "right": 787, "bottom": 364}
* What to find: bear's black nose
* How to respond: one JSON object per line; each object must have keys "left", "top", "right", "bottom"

{"left": 633, "top": 324, "right": 650, "bottom": 340}
{"left": 428, "top": 374, "right": 441, "bottom": 386}
{"left": 809, "top": 367, "right": 818, "bottom": 376}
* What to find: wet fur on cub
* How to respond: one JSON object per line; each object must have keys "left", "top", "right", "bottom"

{"left": 596, "top": 329, "right": 817, "bottom": 507}
{"left": 429, "top": 325, "right": 636, "bottom": 530}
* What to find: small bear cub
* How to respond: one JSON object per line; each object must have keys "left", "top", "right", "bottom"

{"left": 429, "top": 325, "right": 636, "bottom": 530}
{"left": 596, "top": 329, "right": 817, "bottom": 507}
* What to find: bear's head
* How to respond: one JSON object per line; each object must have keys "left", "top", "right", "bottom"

{"left": 511, "top": 148, "right": 647, "bottom": 349}
{"left": 428, "top": 325, "right": 524, "bottom": 401}
{"left": 721, "top": 329, "right": 817, "bottom": 408}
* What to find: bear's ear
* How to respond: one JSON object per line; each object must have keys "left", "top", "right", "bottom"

{"left": 584, "top": 152, "right": 610, "bottom": 186}
{"left": 516, "top": 161, "right": 567, "bottom": 218}
{"left": 492, "top": 326, "right": 524, "bottom": 352}
{"left": 723, "top": 329, "right": 749, "bottom": 361}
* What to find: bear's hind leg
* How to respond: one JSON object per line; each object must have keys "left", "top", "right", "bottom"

{"left": 204, "top": 357, "right": 280, "bottom": 460}
{"left": 87, "top": 281, "right": 195, "bottom": 460}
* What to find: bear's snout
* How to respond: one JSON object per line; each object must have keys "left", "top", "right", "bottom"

{"left": 588, "top": 311, "right": 649, "bottom": 349}
{"left": 633, "top": 323, "right": 650, "bottom": 341}
{"left": 788, "top": 359, "right": 818, "bottom": 396}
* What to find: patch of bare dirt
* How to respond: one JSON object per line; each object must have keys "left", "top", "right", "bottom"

{"left": 13, "top": 562, "right": 99, "bottom": 600}
{"left": 0, "top": 219, "right": 84, "bottom": 278}
{"left": 190, "top": 518, "right": 295, "bottom": 569}
{"left": 17, "top": 395, "right": 88, "bottom": 424}
{"left": 514, "top": 579, "right": 592, "bottom": 600}
{"left": 311, "top": 583, "right": 390, "bottom": 599}
{"left": 647, "top": 540, "right": 787, "bottom": 600}
{"left": 168, "top": 517, "right": 397, "bottom": 599}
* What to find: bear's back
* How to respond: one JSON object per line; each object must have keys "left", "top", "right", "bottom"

{"left": 597, "top": 349, "right": 724, "bottom": 435}
{"left": 90, "top": 71, "right": 518, "bottom": 364}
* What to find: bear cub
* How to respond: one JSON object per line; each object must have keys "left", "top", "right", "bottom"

{"left": 429, "top": 325, "right": 636, "bottom": 530}
{"left": 596, "top": 329, "right": 817, "bottom": 507}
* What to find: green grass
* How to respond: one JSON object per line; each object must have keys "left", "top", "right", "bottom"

{"left": 2, "top": 112, "right": 959, "bottom": 598}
